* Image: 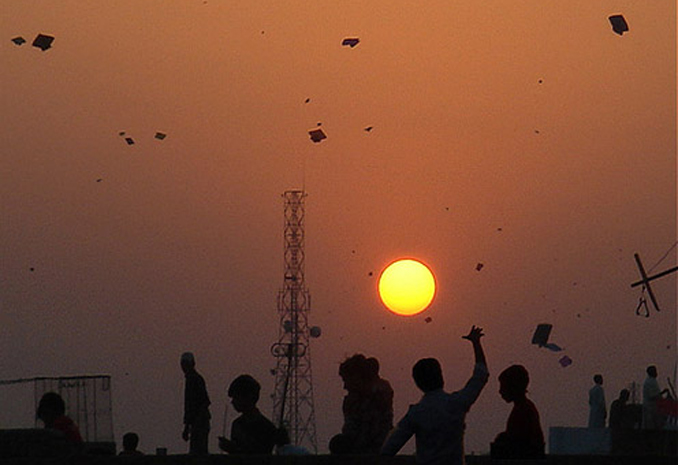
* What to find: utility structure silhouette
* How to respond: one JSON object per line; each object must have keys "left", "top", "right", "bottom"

{"left": 271, "top": 190, "right": 318, "bottom": 452}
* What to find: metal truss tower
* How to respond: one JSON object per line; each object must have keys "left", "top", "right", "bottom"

{"left": 271, "top": 190, "right": 318, "bottom": 452}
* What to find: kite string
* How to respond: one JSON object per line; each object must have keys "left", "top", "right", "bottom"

{"left": 648, "top": 241, "right": 678, "bottom": 273}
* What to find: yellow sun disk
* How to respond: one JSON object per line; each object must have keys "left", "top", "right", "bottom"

{"left": 378, "top": 259, "right": 436, "bottom": 316}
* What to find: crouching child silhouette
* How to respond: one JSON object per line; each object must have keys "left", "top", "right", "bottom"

{"left": 381, "top": 325, "right": 489, "bottom": 465}
{"left": 218, "top": 375, "right": 277, "bottom": 454}
{"left": 36, "top": 392, "right": 83, "bottom": 456}
{"left": 491, "top": 364, "right": 545, "bottom": 459}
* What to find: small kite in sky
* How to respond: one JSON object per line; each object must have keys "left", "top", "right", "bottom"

{"left": 531, "top": 324, "right": 552, "bottom": 346}
{"left": 608, "top": 15, "right": 629, "bottom": 36}
{"left": 124, "top": 137, "right": 135, "bottom": 145}
{"left": 476, "top": 263, "right": 484, "bottom": 272}
{"left": 364, "top": 126, "right": 373, "bottom": 132}
{"left": 342, "top": 38, "right": 360, "bottom": 48}
{"left": 154, "top": 132, "right": 167, "bottom": 140}
{"left": 32, "top": 34, "right": 55, "bottom": 51}
{"left": 304, "top": 98, "right": 311, "bottom": 103}
{"left": 559, "top": 355, "right": 573, "bottom": 367}
{"left": 308, "top": 128, "right": 326, "bottom": 143}
{"left": 11, "top": 36, "right": 26, "bottom": 46}
{"left": 531, "top": 324, "right": 563, "bottom": 352}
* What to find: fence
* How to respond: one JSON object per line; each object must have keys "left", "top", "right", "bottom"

{"left": 0, "top": 375, "right": 113, "bottom": 443}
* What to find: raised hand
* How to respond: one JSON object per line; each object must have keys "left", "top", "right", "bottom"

{"left": 462, "top": 325, "right": 484, "bottom": 343}
{"left": 462, "top": 325, "right": 487, "bottom": 367}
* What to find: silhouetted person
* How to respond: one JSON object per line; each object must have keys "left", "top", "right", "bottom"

{"left": 37, "top": 392, "right": 83, "bottom": 449}
{"left": 331, "top": 353, "right": 394, "bottom": 454}
{"left": 181, "top": 352, "right": 211, "bottom": 454}
{"left": 119, "top": 432, "right": 144, "bottom": 456}
{"left": 609, "top": 389, "right": 632, "bottom": 430}
{"left": 643, "top": 365, "right": 669, "bottom": 430}
{"left": 381, "top": 326, "right": 488, "bottom": 465}
{"left": 491, "top": 365, "right": 545, "bottom": 459}
{"left": 218, "top": 374, "right": 277, "bottom": 454}
{"left": 588, "top": 374, "right": 606, "bottom": 428}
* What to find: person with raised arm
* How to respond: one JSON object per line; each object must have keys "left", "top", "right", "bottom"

{"left": 381, "top": 326, "right": 489, "bottom": 465}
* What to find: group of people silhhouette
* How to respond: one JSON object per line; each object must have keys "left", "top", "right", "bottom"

{"left": 179, "top": 325, "right": 545, "bottom": 462}
{"left": 180, "top": 352, "right": 281, "bottom": 456}
{"left": 331, "top": 326, "right": 546, "bottom": 463}
{"left": 587, "top": 366, "right": 674, "bottom": 431}
{"left": 33, "top": 329, "right": 672, "bottom": 461}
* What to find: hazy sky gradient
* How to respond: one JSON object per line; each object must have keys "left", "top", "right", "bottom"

{"left": 1, "top": 0, "right": 676, "bottom": 455}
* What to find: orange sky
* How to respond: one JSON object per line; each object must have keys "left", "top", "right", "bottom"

{"left": 1, "top": 0, "right": 676, "bottom": 455}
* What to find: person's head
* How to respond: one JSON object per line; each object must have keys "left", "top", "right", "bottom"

{"left": 228, "top": 374, "right": 260, "bottom": 413}
{"left": 646, "top": 365, "right": 657, "bottom": 378}
{"left": 365, "top": 357, "right": 380, "bottom": 381}
{"left": 339, "top": 354, "right": 370, "bottom": 392}
{"left": 618, "top": 389, "right": 630, "bottom": 403}
{"left": 498, "top": 365, "right": 530, "bottom": 403}
{"left": 122, "top": 432, "right": 139, "bottom": 451}
{"left": 37, "top": 392, "right": 66, "bottom": 426}
{"left": 412, "top": 358, "right": 444, "bottom": 392}
{"left": 594, "top": 374, "right": 603, "bottom": 385}
{"left": 180, "top": 351, "right": 196, "bottom": 374}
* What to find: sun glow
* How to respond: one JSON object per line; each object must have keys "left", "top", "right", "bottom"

{"left": 378, "top": 259, "right": 436, "bottom": 316}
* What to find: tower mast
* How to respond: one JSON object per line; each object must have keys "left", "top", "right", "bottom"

{"left": 271, "top": 190, "right": 318, "bottom": 452}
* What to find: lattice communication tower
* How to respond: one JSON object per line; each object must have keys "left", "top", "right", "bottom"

{"left": 271, "top": 190, "right": 318, "bottom": 452}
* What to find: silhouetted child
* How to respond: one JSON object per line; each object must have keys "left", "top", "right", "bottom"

{"left": 218, "top": 375, "right": 277, "bottom": 454}
{"left": 609, "top": 389, "right": 632, "bottom": 430}
{"left": 491, "top": 365, "right": 545, "bottom": 459}
{"left": 119, "top": 432, "right": 144, "bottom": 456}
{"left": 331, "top": 354, "right": 394, "bottom": 454}
{"left": 37, "top": 392, "right": 83, "bottom": 445}
{"left": 381, "top": 326, "right": 489, "bottom": 465}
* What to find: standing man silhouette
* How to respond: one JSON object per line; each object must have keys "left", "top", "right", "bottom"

{"left": 588, "top": 374, "right": 607, "bottom": 428}
{"left": 181, "top": 352, "right": 211, "bottom": 454}
{"left": 643, "top": 365, "right": 670, "bottom": 430}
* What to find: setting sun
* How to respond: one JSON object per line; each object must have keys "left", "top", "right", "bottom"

{"left": 378, "top": 259, "right": 436, "bottom": 316}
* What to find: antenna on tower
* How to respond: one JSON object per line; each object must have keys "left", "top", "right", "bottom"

{"left": 271, "top": 190, "right": 319, "bottom": 452}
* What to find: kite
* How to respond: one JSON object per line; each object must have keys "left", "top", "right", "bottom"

{"left": 308, "top": 128, "right": 326, "bottom": 143}
{"left": 32, "top": 34, "right": 55, "bottom": 51}
{"left": 608, "top": 15, "right": 629, "bottom": 36}
{"left": 342, "top": 38, "right": 360, "bottom": 48}
{"left": 531, "top": 324, "right": 563, "bottom": 352}
{"left": 559, "top": 355, "right": 573, "bottom": 367}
